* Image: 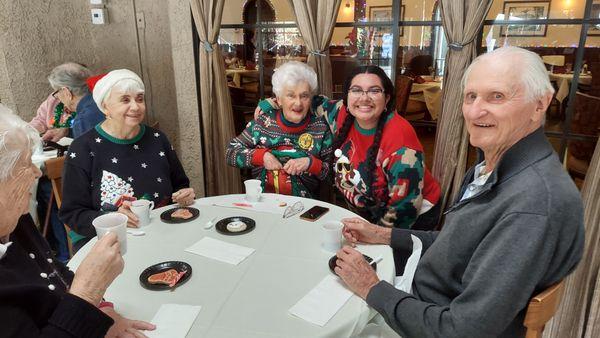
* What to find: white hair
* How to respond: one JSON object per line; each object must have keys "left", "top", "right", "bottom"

{"left": 106, "top": 78, "right": 145, "bottom": 103}
{"left": 271, "top": 61, "right": 318, "bottom": 97}
{"left": 47, "top": 62, "right": 92, "bottom": 97}
{"left": 462, "top": 46, "right": 555, "bottom": 102}
{"left": 0, "top": 104, "right": 41, "bottom": 182}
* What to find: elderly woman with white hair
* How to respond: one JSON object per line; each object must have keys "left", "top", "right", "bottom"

{"left": 59, "top": 69, "right": 194, "bottom": 247}
{"left": 47, "top": 62, "right": 105, "bottom": 138}
{"left": 0, "top": 105, "right": 155, "bottom": 337}
{"left": 226, "top": 61, "right": 333, "bottom": 198}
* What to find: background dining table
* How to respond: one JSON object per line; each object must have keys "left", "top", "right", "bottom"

{"left": 549, "top": 72, "right": 593, "bottom": 103}
{"left": 67, "top": 193, "right": 395, "bottom": 338}
{"left": 411, "top": 80, "right": 443, "bottom": 120}
{"left": 225, "top": 68, "right": 259, "bottom": 88}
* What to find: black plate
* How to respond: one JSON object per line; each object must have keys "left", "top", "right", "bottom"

{"left": 328, "top": 254, "right": 376, "bottom": 275}
{"left": 160, "top": 207, "right": 200, "bottom": 223}
{"left": 139, "top": 261, "right": 192, "bottom": 291}
{"left": 215, "top": 216, "right": 256, "bottom": 235}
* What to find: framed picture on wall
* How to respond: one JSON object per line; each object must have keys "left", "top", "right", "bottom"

{"left": 369, "top": 5, "right": 405, "bottom": 37}
{"left": 500, "top": 1, "right": 551, "bottom": 37}
{"left": 588, "top": 1, "right": 600, "bottom": 36}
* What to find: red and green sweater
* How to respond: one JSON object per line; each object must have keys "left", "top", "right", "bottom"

{"left": 226, "top": 109, "right": 333, "bottom": 198}
{"left": 260, "top": 96, "right": 441, "bottom": 228}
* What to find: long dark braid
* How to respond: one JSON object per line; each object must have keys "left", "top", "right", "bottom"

{"left": 331, "top": 112, "right": 354, "bottom": 152}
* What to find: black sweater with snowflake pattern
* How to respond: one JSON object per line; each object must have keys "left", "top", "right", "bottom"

{"left": 59, "top": 124, "right": 189, "bottom": 238}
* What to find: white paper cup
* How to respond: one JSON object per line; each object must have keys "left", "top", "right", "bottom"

{"left": 321, "top": 221, "right": 343, "bottom": 253}
{"left": 130, "top": 199, "right": 154, "bottom": 227}
{"left": 92, "top": 213, "right": 128, "bottom": 255}
{"left": 244, "top": 179, "right": 262, "bottom": 202}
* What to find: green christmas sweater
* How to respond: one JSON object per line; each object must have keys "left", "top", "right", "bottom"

{"left": 226, "top": 108, "right": 333, "bottom": 198}
{"left": 260, "top": 96, "right": 441, "bottom": 228}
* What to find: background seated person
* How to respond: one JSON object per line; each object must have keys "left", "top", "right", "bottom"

{"left": 0, "top": 106, "right": 154, "bottom": 337}
{"left": 258, "top": 65, "right": 441, "bottom": 229}
{"left": 29, "top": 94, "right": 72, "bottom": 142}
{"left": 333, "top": 47, "right": 585, "bottom": 338}
{"left": 226, "top": 61, "right": 333, "bottom": 198}
{"left": 59, "top": 69, "right": 194, "bottom": 250}
{"left": 47, "top": 63, "right": 104, "bottom": 138}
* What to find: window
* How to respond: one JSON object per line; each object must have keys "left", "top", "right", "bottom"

{"left": 195, "top": 0, "right": 598, "bottom": 184}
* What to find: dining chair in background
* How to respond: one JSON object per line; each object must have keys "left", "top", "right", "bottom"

{"left": 523, "top": 280, "right": 566, "bottom": 338}
{"left": 44, "top": 156, "right": 73, "bottom": 257}
{"left": 566, "top": 92, "right": 600, "bottom": 183}
{"left": 395, "top": 75, "right": 413, "bottom": 116}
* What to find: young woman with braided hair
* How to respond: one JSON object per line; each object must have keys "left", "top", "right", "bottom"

{"left": 258, "top": 65, "right": 440, "bottom": 229}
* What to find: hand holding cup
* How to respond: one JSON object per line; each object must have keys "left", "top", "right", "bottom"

{"left": 69, "top": 232, "right": 124, "bottom": 306}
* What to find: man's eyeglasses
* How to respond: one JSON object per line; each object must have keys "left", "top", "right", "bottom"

{"left": 348, "top": 87, "right": 384, "bottom": 98}
{"left": 283, "top": 201, "right": 304, "bottom": 219}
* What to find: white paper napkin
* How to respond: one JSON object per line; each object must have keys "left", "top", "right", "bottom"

{"left": 198, "top": 194, "right": 294, "bottom": 216}
{"left": 185, "top": 237, "right": 255, "bottom": 265}
{"left": 289, "top": 274, "right": 354, "bottom": 327}
{"left": 146, "top": 304, "right": 201, "bottom": 338}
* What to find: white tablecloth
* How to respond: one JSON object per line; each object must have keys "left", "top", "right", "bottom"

{"left": 68, "top": 194, "right": 395, "bottom": 337}
{"left": 549, "top": 73, "right": 592, "bottom": 103}
{"left": 411, "top": 82, "right": 442, "bottom": 120}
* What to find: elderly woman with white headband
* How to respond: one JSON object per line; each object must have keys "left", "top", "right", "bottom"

{"left": 0, "top": 105, "right": 155, "bottom": 337}
{"left": 59, "top": 69, "right": 194, "bottom": 247}
{"left": 226, "top": 61, "right": 333, "bottom": 198}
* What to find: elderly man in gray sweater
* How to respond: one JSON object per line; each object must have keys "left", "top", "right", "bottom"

{"left": 333, "top": 46, "right": 585, "bottom": 338}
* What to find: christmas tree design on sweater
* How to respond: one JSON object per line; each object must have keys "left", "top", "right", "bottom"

{"left": 100, "top": 170, "right": 135, "bottom": 207}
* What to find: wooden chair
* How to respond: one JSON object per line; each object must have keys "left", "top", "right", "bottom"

{"left": 523, "top": 280, "right": 566, "bottom": 338}
{"left": 395, "top": 75, "right": 413, "bottom": 115}
{"left": 44, "top": 156, "right": 73, "bottom": 257}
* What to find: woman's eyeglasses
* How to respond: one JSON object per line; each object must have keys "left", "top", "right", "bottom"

{"left": 283, "top": 201, "right": 304, "bottom": 219}
{"left": 348, "top": 87, "right": 384, "bottom": 98}
{"left": 51, "top": 87, "right": 68, "bottom": 99}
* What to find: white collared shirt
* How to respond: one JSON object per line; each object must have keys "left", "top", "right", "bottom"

{"left": 461, "top": 161, "right": 492, "bottom": 201}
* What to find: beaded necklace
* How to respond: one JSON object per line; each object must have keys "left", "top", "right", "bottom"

{"left": 50, "top": 102, "right": 76, "bottom": 128}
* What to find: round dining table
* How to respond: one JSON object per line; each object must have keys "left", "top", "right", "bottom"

{"left": 68, "top": 193, "right": 395, "bottom": 338}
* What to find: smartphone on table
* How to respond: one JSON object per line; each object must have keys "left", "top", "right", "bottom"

{"left": 299, "top": 205, "right": 330, "bottom": 221}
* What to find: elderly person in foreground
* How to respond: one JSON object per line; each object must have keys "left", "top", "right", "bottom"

{"left": 47, "top": 62, "right": 105, "bottom": 138}
{"left": 59, "top": 69, "right": 194, "bottom": 247}
{"left": 333, "top": 46, "right": 585, "bottom": 337}
{"left": 226, "top": 61, "right": 332, "bottom": 198}
{"left": 0, "top": 105, "right": 154, "bottom": 337}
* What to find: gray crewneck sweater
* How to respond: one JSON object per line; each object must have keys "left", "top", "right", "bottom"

{"left": 366, "top": 128, "right": 585, "bottom": 338}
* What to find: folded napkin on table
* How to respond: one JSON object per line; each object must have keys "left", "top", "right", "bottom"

{"left": 289, "top": 274, "right": 354, "bottom": 327}
{"left": 199, "top": 194, "right": 294, "bottom": 216}
{"left": 146, "top": 304, "right": 201, "bottom": 338}
{"left": 185, "top": 237, "right": 255, "bottom": 265}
